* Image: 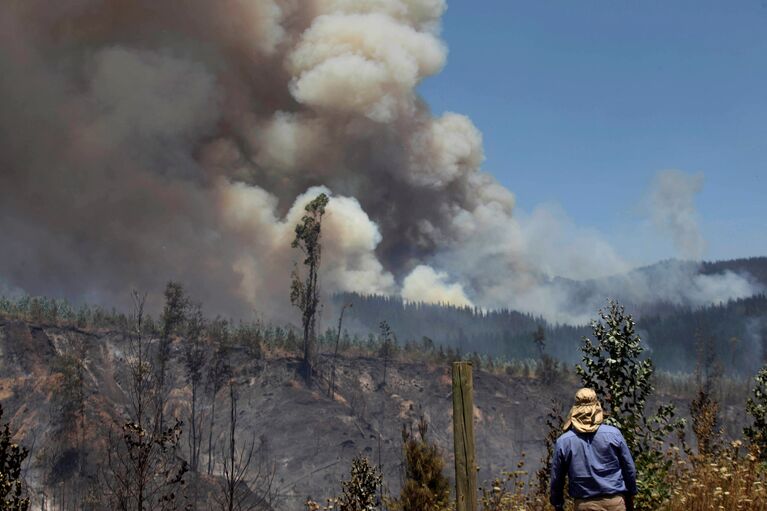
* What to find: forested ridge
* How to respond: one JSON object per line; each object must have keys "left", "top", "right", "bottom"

{"left": 336, "top": 257, "right": 767, "bottom": 375}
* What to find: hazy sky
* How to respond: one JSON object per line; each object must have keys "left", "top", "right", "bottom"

{"left": 420, "top": 0, "right": 767, "bottom": 264}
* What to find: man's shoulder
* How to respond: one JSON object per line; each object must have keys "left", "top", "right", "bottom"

{"left": 555, "top": 430, "right": 577, "bottom": 445}
{"left": 597, "top": 424, "right": 624, "bottom": 437}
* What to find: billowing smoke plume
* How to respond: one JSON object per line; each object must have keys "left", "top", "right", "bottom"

{"left": 402, "top": 265, "right": 471, "bottom": 307}
{"left": 649, "top": 170, "right": 707, "bottom": 260}
{"left": 0, "top": 0, "right": 453, "bottom": 317}
{"left": 0, "top": 0, "right": 759, "bottom": 323}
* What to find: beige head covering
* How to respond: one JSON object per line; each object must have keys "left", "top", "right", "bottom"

{"left": 563, "top": 388, "right": 604, "bottom": 434}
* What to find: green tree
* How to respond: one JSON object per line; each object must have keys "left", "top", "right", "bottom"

{"left": 744, "top": 365, "right": 767, "bottom": 458}
{"left": 290, "top": 193, "right": 329, "bottom": 386}
{"left": 389, "top": 417, "right": 450, "bottom": 511}
{"left": 0, "top": 404, "right": 29, "bottom": 511}
{"left": 576, "top": 300, "right": 683, "bottom": 511}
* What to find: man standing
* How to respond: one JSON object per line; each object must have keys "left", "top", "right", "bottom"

{"left": 550, "top": 388, "right": 637, "bottom": 511}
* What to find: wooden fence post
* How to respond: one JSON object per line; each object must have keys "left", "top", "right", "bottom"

{"left": 452, "top": 361, "right": 477, "bottom": 511}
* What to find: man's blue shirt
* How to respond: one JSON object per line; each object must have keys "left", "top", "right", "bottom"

{"left": 549, "top": 424, "right": 637, "bottom": 508}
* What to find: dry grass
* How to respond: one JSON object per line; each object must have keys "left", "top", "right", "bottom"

{"left": 662, "top": 442, "right": 767, "bottom": 510}
{"left": 479, "top": 455, "right": 564, "bottom": 511}
{"left": 475, "top": 441, "right": 767, "bottom": 511}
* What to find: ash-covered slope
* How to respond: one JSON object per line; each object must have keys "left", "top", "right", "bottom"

{"left": 0, "top": 318, "right": 579, "bottom": 510}
{"left": 0, "top": 316, "right": 755, "bottom": 510}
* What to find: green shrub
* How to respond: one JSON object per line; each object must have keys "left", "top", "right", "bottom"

{"left": 0, "top": 404, "right": 29, "bottom": 511}
{"left": 388, "top": 417, "right": 450, "bottom": 511}
{"left": 338, "top": 456, "right": 382, "bottom": 511}
{"left": 745, "top": 365, "right": 767, "bottom": 458}
{"left": 576, "top": 300, "right": 684, "bottom": 511}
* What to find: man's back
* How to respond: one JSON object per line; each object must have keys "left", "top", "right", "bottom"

{"left": 550, "top": 424, "right": 637, "bottom": 510}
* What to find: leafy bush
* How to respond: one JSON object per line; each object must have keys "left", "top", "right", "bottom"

{"left": 338, "top": 456, "right": 382, "bottom": 511}
{"left": 305, "top": 456, "right": 382, "bottom": 511}
{"left": 745, "top": 365, "right": 767, "bottom": 458}
{"left": 0, "top": 404, "right": 29, "bottom": 511}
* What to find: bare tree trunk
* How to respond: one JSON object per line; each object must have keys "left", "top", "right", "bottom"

{"left": 329, "top": 304, "right": 351, "bottom": 399}
{"left": 188, "top": 381, "right": 203, "bottom": 475}
{"left": 77, "top": 343, "right": 86, "bottom": 511}
{"left": 382, "top": 350, "right": 388, "bottom": 389}
{"left": 190, "top": 385, "right": 197, "bottom": 472}
{"left": 228, "top": 384, "right": 236, "bottom": 511}
{"left": 208, "top": 398, "right": 216, "bottom": 476}
{"left": 101, "top": 291, "right": 189, "bottom": 511}
{"left": 189, "top": 382, "right": 200, "bottom": 510}
{"left": 215, "top": 381, "right": 275, "bottom": 511}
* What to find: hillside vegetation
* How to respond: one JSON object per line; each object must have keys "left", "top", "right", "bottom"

{"left": 1, "top": 282, "right": 766, "bottom": 509}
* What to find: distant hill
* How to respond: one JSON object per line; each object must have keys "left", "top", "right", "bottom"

{"left": 335, "top": 257, "right": 767, "bottom": 376}
{"left": 701, "top": 256, "right": 767, "bottom": 286}
{"left": 543, "top": 257, "right": 765, "bottom": 321}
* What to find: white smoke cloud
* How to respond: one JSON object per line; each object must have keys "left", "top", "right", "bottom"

{"left": 287, "top": 12, "right": 446, "bottom": 122}
{"left": 407, "top": 113, "right": 485, "bottom": 188}
{"left": 422, "top": 197, "right": 757, "bottom": 324}
{"left": 237, "top": 0, "right": 286, "bottom": 56}
{"left": 746, "top": 317, "right": 767, "bottom": 371}
{"left": 402, "top": 265, "right": 472, "bottom": 307}
{"left": 512, "top": 204, "right": 631, "bottom": 281}
{"left": 648, "top": 170, "right": 707, "bottom": 260}
{"left": 216, "top": 182, "right": 395, "bottom": 316}
{"left": 316, "top": 0, "right": 447, "bottom": 31}
{"left": 296, "top": 188, "right": 397, "bottom": 296}
{"left": 255, "top": 112, "right": 332, "bottom": 175}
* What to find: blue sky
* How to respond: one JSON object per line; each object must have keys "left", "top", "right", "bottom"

{"left": 419, "top": 0, "right": 767, "bottom": 264}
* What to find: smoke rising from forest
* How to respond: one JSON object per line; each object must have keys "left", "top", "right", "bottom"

{"left": 0, "top": 0, "right": 759, "bottom": 323}
{"left": 649, "top": 170, "right": 707, "bottom": 260}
